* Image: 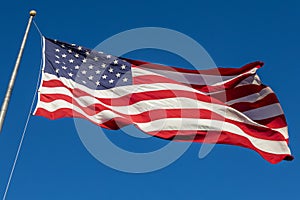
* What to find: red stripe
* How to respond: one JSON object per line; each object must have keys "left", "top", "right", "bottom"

{"left": 41, "top": 79, "right": 225, "bottom": 106}
{"left": 211, "top": 84, "right": 267, "bottom": 102}
{"left": 128, "top": 59, "right": 264, "bottom": 76}
{"left": 230, "top": 93, "right": 279, "bottom": 112}
{"left": 133, "top": 69, "right": 259, "bottom": 93}
{"left": 145, "top": 130, "right": 292, "bottom": 164}
{"left": 34, "top": 107, "right": 132, "bottom": 130}
{"left": 254, "top": 114, "right": 287, "bottom": 128}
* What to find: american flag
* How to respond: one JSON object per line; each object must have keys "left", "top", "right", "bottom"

{"left": 33, "top": 37, "right": 293, "bottom": 164}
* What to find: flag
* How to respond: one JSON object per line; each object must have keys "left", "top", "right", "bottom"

{"left": 33, "top": 37, "right": 293, "bottom": 164}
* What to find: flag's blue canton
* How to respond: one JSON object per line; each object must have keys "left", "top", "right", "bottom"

{"left": 44, "top": 38, "right": 132, "bottom": 90}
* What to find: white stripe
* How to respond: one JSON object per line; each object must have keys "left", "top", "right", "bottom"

{"left": 39, "top": 95, "right": 225, "bottom": 116}
{"left": 243, "top": 103, "right": 284, "bottom": 120}
{"left": 36, "top": 99, "right": 102, "bottom": 124}
{"left": 274, "top": 127, "right": 288, "bottom": 139}
{"left": 40, "top": 72, "right": 209, "bottom": 97}
{"left": 216, "top": 67, "right": 258, "bottom": 86}
{"left": 135, "top": 118, "right": 290, "bottom": 155}
{"left": 133, "top": 67, "right": 260, "bottom": 87}
{"left": 235, "top": 74, "right": 261, "bottom": 87}
{"left": 133, "top": 67, "right": 234, "bottom": 85}
{"left": 207, "top": 78, "right": 260, "bottom": 96}
{"left": 36, "top": 99, "right": 120, "bottom": 124}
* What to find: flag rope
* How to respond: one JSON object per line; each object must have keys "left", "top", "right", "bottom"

{"left": 33, "top": 20, "right": 43, "bottom": 38}
{"left": 2, "top": 32, "right": 43, "bottom": 200}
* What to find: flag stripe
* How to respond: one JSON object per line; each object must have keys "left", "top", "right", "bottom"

{"left": 132, "top": 66, "right": 260, "bottom": 91}
{"left": 153, "top": 130, "right": 292, "bottom": 164}
{"left": 254, "top": 114, "right": 287, "bottom": 128}
{"left": 125, "top": 58, "right": 264, "bottom": 76}
{"left": 227, "top": 87, "right": 274, "bottom": 105}
{"left": 211, "top": 84, "right": 267, "bottom": 102}
{"left": 243, "top": 103, "right": 284, "bottom": 120}
{"left": 230, "top": 93, "right": 279, "bottom": 112}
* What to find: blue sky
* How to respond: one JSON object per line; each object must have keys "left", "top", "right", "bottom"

{"left": 0, "top": 0, "right": 299, "bottom": 199}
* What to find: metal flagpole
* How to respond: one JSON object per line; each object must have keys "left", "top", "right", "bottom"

{"left": 0, "top": 10, "right": 36, "bottom": 133}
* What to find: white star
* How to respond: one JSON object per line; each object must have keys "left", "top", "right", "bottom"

{"left": 109, "top": 79, "right": 114, "bottom": 84}
{"left": 55, "top": 55, "right": 60, "bottom": 59}
{"left": 55, "top": 49, "right": 60, "bottom": 52}
{"left": 102, "top": 75, "right": 108, "bottom": 79}
{"left": 68, "top": 49, "right": 72, "bottom": 53}
{"left": 88, "top": 65, "right": 94, "bottom": 70}
{"left": 71, "top": 44, "right": 76, "bottom": 46}
{"left": 69, "top": 59, "right": 74, "bottom": 63}
{"left": 88, "top": 76, "right": 94, "bottom": 80}
{"left": 55, "top": 69, "right": 60, "bottom": 73}
{"left": 68, "top": 72, "right": 74, "bottom": 77}
{"left": 96, "top": 81, "right": 100, "bottom": 86}
{"left": 78, "top": 46, "right": 82, "bottom": 50}
{"left": 108, "top": 68, "right": 114, "bottom": 73}
{"left": 55, "top": 60, "right": 60, "bottom": 64}
{"left": 96, "top": 70, "right": 101, "bottom": 74}
{"left": 113, "top": 60, "right": 118, "bottom": 65}
{"left": 121, "top": 64, "right": 126, "bottom": 70}
{"left": 101, "top": 63, "right": 106, "bottom": 68}
{"left": 85, "top": 51, "right": 90, "bottom": 55}
{"left": 106, "top": 55, "right": 111, "bottom": 59}
{"left": 62, "top": 54, "right": 67, "bottom": 58}
{"left": 82, "top": 80, "right": 86, "bottom": 84}
{"left": 116, "top": 73, "right": 121, "bottom": 78}
{"left": 74, "top": 65, "right": 80, "bottom": 70}
{"left": 62, "top": 66, "right": 67, "bottom": 70}
{"left": 94, "top": 57, "right": 99, "bottom": 61}
{"left": 61, "top": 44, "right": 65, "bottom": 48}
{"left": 81, "top": 70, "right": 87, "bottom": 75}
{"left": 123, "top": 77, "right": 128, "bottom": 82}
{"left": 82, "top": 58, "right": 87, "bottom": 63}
{"left": 75, "top": 54, "right": 79, "bottom": 58}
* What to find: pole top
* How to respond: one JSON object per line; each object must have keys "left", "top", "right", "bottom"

{"left": 29, "top": 10, "right": 37, "bottom": 17}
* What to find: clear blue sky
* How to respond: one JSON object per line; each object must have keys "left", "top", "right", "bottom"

{"left": 0, "top": 0, "right": 299, "bottom": 199}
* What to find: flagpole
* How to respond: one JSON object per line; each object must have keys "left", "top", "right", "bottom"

{"left": 0, "top": 10, "right": 36, "bottom": 133}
